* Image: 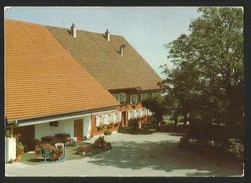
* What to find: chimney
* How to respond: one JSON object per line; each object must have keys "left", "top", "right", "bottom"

{"left": 105, "top": 29, "right": 110, "bottom": 42}
{"left": 119, "top": 44, "right": 126, "bottom": 56}
{"left": 71, "top": 23, "right": 77, "bottom": 38}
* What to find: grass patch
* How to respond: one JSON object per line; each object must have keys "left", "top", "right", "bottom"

{"left": 19, "top": 141, "right": 109, "bottom": 165}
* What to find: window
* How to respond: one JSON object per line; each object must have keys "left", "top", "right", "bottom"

{"left": 104, "top": 114, "right": 109, "bottom": 124}
{"left": 152, "top": 92, "right": 160, "bottom": 97}
{"left": 112, "top": 112, "right": 117, "bottom": 122}
{"left": 118, "top": 112, "right": 122, "bottom": 122}
{"left": 128, "top": 110, "right": 134, "bottom": 120}
{"left": 141, "top": 93, "right": 148, "bottom": 101}
{"left": 142, "top": 108, "right": 147, "bottom": 116}
{"left": 136, "top": 110, "right": 140, "bottom": 118}
{"left": 113, "top": 93, "right": 126, "bottom": 102}
{"left": 130, "top": 94, "right": 138, "bottom": 104}
{"left": 96, "top": 115, "right": 101, "bottom": 126}
{"left": 108, "top": 113, "right": 113, "bottom": 122}
{"left": 49, "top": 121, "right": 59, "bottom": 127}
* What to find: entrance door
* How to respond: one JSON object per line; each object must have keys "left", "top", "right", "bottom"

{"left": 74, "top": 119, "right": 83, "bottom": 140}
{"left": 122, "top": 111, "right": 126, "bottom": 126}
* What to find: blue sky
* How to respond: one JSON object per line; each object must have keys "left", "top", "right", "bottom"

{"left": 4, "top": 7, "right": 201, "bottom": 78}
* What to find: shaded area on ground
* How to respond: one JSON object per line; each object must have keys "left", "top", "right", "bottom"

{"left": 87, "top": 137, "right": 243, "bottom": 176}
{"left": 118, "top": 126, "right": 156, "bottom": 135}
{"left": 7, "top": 132, "right": 243, "bottom": 177}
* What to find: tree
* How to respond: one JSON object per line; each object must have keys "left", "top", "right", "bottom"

{"left": 141, "top": 96, "right": 167, "bottom": 130}
{"left": 160, "top": 7, "right": 243, "bottom": 144}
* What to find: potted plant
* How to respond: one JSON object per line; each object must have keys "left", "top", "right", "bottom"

{"left": 35, "top": 143, "right": 64, "bottom": 161}
{"left": 104, "top": 129, "right": 112, "bottom": 135}
{"left": 97, "top": 122, "right": 105, "bottom": 131}
{"left": 14, "top": 134, "right": 24, "bottom": 161}
{"left": 16, "top": 141, "right": 24, "bottom": 161}
{"left": 88, "top": 129, "right": 93, "bottom": 138}
{"left": 107, "top": 122, "right": 114, "bottom": 129}
{"left": 35, "top": 143, "right": 55, "bottom": 156}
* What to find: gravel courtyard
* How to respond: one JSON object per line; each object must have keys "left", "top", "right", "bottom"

{"left": 5, "top": 132, "right": 243, "bottom": 177}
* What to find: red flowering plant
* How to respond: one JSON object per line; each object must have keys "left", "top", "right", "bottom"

{"left": 34, "top": 143, "right": 55, "bottom": 156}
{"left": 35, "top": 143, "right": 64, "bottom": 161}
{"left": 15, "top": 134, "right": 24, "bottom": 156}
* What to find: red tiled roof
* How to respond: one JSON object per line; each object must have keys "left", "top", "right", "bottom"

{"left": 46, "top": 26, "right": 162, "bottom": 91}
{"left": 5, "top": 19, "right": 119, "bottom": 120}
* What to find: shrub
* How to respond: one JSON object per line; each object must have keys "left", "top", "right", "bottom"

{"left": 93, "top": 136, "right": 112, "bottom": 150}
{"left": 35, "top": 143, "right": 55, "bottom": 156}
{"left": 50, "top": 145, "right": 64, "bottom": 160}
{"left": 88, "top": 129, "right": 93, "bottom": 138}
{"left": 76, "top": 146, "right": 89, "bottom": 154}
{"left": 97, "top": 122, "right": 105, "bottom": 131}
{"left": 226, "top": 138, "right": 244, "bottom": 160}
{"left": 8, "top": 159, "right": 14, "bottom": 164}
{"left": 93, "top": 136, "right": 105, "bottom": 148}
{"left": 104, "top": 129, "right": 112, "bottom": 135}
{"left": 15, "top": 134, "right": 24, "bottom": 156}
{"left": 107, "top": 122, "right": 114, "bottom": 129}
{"left": 126, "top": 118, "right": 141, "bottom": 133}
{"left": 54, "top": 133, "right": 71, "bottom": 143}
{"left": 16, "top": 141, "right": 24, "bottom": 155}
{"left": 34, "top": 143, "right": 64, "bottom": 160}
{"left": 41, "top": 136, "right": 57, "bottom": 143}
{"left": 128, "top": 118, "right": 140, "bottom": 130}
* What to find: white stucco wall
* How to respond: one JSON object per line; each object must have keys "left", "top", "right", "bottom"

{"left": 5, "top": 137, "right": 16, "bottom": 163}
{"left": 35, "top": 116, "right": 91, "bottom": 140}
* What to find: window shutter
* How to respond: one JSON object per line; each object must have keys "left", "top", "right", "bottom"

{"left": 112, "top": 112, "right": 116, "bottom": 122}
{"left": 134, "top": 110, "right": 137, "bottom": 118}
{"left": 119, "top": 112, "right": 122, "bottom": 122}
{"left": 128, "top": 111, "right": 131, "bottom": 120}
{"left": 96, "top": 115, "right": 101, "bottom": 126}
{"left": 139, "top": 109, "right": 143, "bottom": 117}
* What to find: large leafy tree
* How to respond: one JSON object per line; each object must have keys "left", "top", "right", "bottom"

{"left": 141, "top": 96, "right": 167, "bottom": 130}
{"left": 160, "top": 7, "right": 243, "bottom": 141}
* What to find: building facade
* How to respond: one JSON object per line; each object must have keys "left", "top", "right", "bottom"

{"left": 47, "top": 24, "right": 161, "bottom": 128}
{"left": 5, "top": 19, "right": 161, "bottom": 151}
{"left": 5, "top": 19, "right": 119, "bottom": 150}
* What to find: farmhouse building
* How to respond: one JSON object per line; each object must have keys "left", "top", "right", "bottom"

{"left": 46, "top": 24, "right": 161, "bottom": 127}
{"left": 5, "top": 19, "right": 161, "bottom": 150}
{"left": 5, "top": 19, "right": 120, "bottom": 150}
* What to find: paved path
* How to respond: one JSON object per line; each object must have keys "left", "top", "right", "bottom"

{"left": 5, "top": 132, "right": 243, "bottom": 177}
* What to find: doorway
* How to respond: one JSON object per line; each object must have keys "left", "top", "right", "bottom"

{"left": 122, "top": 111, "right": 127, "bottom": 126}
{"left": 74, "top": 119, "right": 83, "bottom": 140}
{"left": 13, "top": 125, "right": 35, "bottom": 151}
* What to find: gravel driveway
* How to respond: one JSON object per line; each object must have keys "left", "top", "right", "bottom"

{"left": 5, "top": 132, "right": 243, "bottom": 177}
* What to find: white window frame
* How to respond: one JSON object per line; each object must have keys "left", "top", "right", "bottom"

{"left": 113, "top": 93, "right": 126, "bottom": 102}
{"left": 130, "top": 94, "right": 138, "bottom": 104}
{"left": 141, "top": 93, "right": 148, "bottom": 101}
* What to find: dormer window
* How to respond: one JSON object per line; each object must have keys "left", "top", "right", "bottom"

{"left": 119, "top": 44, "right": 126, "bottom": 56}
